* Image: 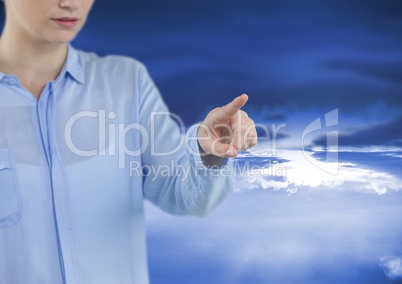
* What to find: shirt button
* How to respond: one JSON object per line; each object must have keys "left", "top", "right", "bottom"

{"left": 8, "top": 78, "right": 17, "bottom": 85}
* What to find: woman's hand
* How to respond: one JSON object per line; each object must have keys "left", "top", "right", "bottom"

{"left": 197, "top": 94, "right": 258, "bottom": 160}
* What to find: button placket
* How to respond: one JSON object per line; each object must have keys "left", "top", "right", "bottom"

{"left": 37, "top": 83, "right": 52, "bottom": 169}
{"left": 47, "top": 81, "right": 80, "bottom": 284}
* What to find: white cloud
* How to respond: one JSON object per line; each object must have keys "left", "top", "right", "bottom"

{"left": 144, "top": 144, "right": 402, "bottom": 282}
{"left": 382, "top": 152, "right": 402, "bottom": 159}
{"left": 235, "top": 148, "right": 402, "bottom": 195}
{"left": 380, "top": 256, "right": 402, "bottom": 279}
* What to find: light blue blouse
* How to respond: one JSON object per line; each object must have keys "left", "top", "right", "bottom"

{"left": 0, "top": 45, "right": 233, "bottom": 284}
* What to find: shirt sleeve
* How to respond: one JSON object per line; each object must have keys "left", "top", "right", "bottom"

{"left": 137, "top": 64, "right": 233, "bottom": 216}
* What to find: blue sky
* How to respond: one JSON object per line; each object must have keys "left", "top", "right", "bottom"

{"left": 75, "top": 0, "right": 402, "bottom": 117}
{"left": 67, "top": 0, "right": 402, "bottom": 151}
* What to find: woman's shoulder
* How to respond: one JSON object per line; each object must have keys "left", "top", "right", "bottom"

{"left": 74, "top": 46, "right": 147, "bottom": 75}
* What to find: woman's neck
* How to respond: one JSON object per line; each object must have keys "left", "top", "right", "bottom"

{"left": 0, "top": 28, "right": 68, "bottom": 86}
{"left": 0, "top": 28, "right": 68, "bottom": 99}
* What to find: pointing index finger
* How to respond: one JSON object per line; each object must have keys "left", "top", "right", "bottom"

{"left": 220, "top": 94, "right": 249, "bottom": 118}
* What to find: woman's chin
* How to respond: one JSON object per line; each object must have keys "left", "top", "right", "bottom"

{"left": 49, "top": 35, "right": 77, "bottom": 44}
{"left": 44, "top": 29, "right": 80, "bottom": 44}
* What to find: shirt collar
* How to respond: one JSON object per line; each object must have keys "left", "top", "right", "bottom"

{"left": 61, "top": 44, "right": 85, "bottom": 85}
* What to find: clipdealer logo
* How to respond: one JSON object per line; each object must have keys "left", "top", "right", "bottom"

{"left": 301, "top": 108, "right": 339, "bottom": 176}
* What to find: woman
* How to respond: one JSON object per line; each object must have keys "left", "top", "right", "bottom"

{"left": 0, "top": 0, "right": 256, "bottom": 283}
